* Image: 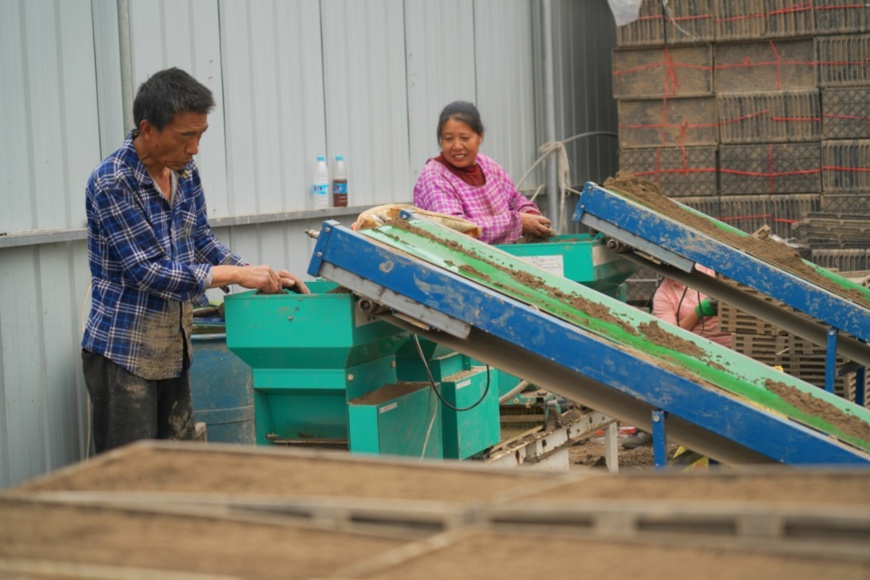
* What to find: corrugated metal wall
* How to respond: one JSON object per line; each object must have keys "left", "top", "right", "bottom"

{"left": 0, "top": 0, "right": 617, "bottom": 488}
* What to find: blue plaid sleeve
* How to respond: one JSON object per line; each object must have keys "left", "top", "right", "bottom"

{"left": 91, "top": 174, "right": 211, "bottom": 302}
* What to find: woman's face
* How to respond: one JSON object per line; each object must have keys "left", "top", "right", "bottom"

{"left": 439, "top": 118, "right": 483, "bottom": 168}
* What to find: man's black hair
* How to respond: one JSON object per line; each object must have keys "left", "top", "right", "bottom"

{"left": 133, "top": 67, "right": 215, "bottom": 131}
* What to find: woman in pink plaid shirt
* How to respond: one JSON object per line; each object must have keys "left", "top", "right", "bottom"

{"left": 413, "top": 101, "right": 554, "bottom": 245}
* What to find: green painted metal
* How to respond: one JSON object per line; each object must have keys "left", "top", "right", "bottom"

{"left": 396, "top": 337, "right": 469, "bottom": 382}
{"left": 224, "top": 280, "right": 409, "bottom": 370}
{"left": 394, "top": 336, "right": 501, "bottom": 459}
{"left": 224, "top": 280, "right": 409, "bottom": 447}
{"left": 439, "top": 367, "right": 501, "bottom": 460}
{"left": 360, "top": 218, "right": 870, "bottom": 453}
{"left": 496, "top": 234, "right": 638, "bottom": 298}
{"left": 250, "top": 357, "right": 398, "bottom": 445}
{"left": 347, "top": 383, "right": 443, "bottom": 458}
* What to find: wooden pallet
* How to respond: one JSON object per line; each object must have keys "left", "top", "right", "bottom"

{"left": 720, "top": 142, "right": 821, "bottom": 195}
{"left": 612, "top": 45, "right": 713, "bottom": 99}
{"left": 820, "top": 194, "right": 870, "bottom": 215}
{"left": 618, "top": 97, "right": 719, "bottom": 148}
{"left": 718, "top": 91, "right": 821, "bottom": 144}
{"left": 815, "top": 0, "right": 870, "bottom": 34}
{"left": 714, "top": 39, "right": 816, "bottom": 94}
{"left": 619, "top": 146, "right": 718, "bottom": 196}
{"left": 732, "top": 333, "right": 784, "bottom": 367}
{"left": 822, "top": 139, "right": 870, "bottom": 193}
{"left": 816, "top": 34, "right": 870, "bottom": 88}
{"left": 717, "top": 276, "right": 792, "bottom": 335}
{"left": 769, "top": 194, "right": 821, "bottom": 240}
{"left": 822, "top": 88, "right": 870, "bottom": 140}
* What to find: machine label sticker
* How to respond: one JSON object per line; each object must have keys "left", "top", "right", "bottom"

{"left": 456, "top": 379, "right": 472, "bottom": 389}
{"left": 517, "top": 255, "right": 564, "bottom": 277}
{"left": 379, "top": 402, "right": 398, "bottom": 414}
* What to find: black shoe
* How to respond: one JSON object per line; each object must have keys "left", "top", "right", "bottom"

{"left": 622, "top": 430, "right": 653, "bottom": 450}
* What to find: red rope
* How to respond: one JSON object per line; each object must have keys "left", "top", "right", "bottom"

{"left": 822, "top": 166, "right": 870, "bottom": 173}
{"left": 721, "top": 168, "right": 822, "bottom": 177}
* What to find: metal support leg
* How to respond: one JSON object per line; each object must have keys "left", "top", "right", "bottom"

{"left": 826, "top": 328, "right": 839, "bottom": 394}
{"left": 652, "top": 409, "right": 667, "bottom": 470}
{"left": 603, "top": 422, "right": 619, "bottom": 474}
{"left": 856, "top": 362, "right": 866, "bottom": 408}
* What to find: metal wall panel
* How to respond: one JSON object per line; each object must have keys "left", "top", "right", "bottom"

{"left": 0, "top": 0, "right": 99, "bottom": 235}
{"left": 405, "top": 0, "right": 478, "bottom": 182}
{"left": 550, "top": 0, "right": 619, "bottom": 188}
{"left": 0, "top": 243, "right": 92, "bottom": 489}
{"left": 129, "top": 0, "right": 229, "bottom": 215}
{"left": 531, "top": 0, "right": 619, "bottom": 232}
{"left": 322, "top": 0, "right": 411, "bottom": 205}
{"left": 474, "top": 0, "right": 539, "bottom": 188}
{"left": 220, "top": 0, "right": 325, "bottom": 215}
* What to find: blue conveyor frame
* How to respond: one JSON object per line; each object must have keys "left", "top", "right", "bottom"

{"left": 572, "top": 181, "right": 870, "bottom": 394}
{"left": 308, "top": 221, "right": 870, "bottom": 466}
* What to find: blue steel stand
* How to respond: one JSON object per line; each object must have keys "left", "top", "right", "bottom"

{"left": 826, "top": 328, "right": 839, "bottom": 394}
{"left": 652, "top": 409, "right": 667, "bottom": 470}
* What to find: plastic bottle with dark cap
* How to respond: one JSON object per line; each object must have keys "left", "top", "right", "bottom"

{"left": 332, "top": 155, "right": 348, "bottom": 207}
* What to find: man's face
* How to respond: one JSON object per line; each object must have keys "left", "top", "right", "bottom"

{"left": 141, "top": 111, "right": 209, "bottom": 171}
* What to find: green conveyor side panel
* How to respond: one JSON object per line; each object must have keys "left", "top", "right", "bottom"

{"left": 359, "top": 218, "right": 870, "bottom": 453}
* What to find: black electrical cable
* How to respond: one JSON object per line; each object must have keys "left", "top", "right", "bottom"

{"left": 675, "top": 284, "right": 689, "bottom": 328}
{"left": 412, "top": 334, "right": 491, "bottom": 412}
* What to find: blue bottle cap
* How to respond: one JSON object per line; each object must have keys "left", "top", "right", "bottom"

{"left": 317, "top": 156, "right": 325, "bottom": 161}
{"left": 336, "top": 155, "right": 344, "bottom": 161}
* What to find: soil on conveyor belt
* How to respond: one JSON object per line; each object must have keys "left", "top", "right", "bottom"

{"left": 601, "top": 171, "right": 870, "bottom": 310}
{"left": 765, "top": 379, "right": 870, "bottom": 442}
{"left": 600, "top": 172, "right": 868, "bottom": 443}
{"left": 388, "top": 213, "right": 868, "bottom": 447}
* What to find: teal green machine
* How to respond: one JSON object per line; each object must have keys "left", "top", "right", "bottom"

{"left": 224, "top": 233, "right": 637, "bottom": 460}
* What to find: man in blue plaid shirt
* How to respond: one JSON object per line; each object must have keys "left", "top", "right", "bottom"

{"left": 82, "top": 68, "right": 309, "bottom": 453}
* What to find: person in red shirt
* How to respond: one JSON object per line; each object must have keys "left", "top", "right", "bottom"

{"left": 622, "top": 265, "right": 731, "bottom": 449}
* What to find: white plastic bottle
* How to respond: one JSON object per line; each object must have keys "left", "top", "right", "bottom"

{"left": 332, "top": 155, "right": 348, "bottom": 207}
{"left": 312, "top": 156, "right": 330, "bottom": 209}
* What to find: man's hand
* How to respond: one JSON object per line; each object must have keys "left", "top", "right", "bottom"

{"left": 520, "top": 212, "right": 555, "bottom": 239}
{"left": 694, "top": 298, "right": 719, "bottom": 317}
{"left": 277, "top": 269, "right": 310, "bottom": 294}
{"left": 236, "top": 264, "right": 283, "bottom": 294}
{"left": 210, "top": 264, "right": 308, "bottom": 295}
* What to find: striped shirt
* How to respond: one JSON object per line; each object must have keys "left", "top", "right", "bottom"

{"left": 413, "top": 153, "right": 542, "bottom": 244}
{"left": 82, "top": 131, "right": 246, "bottom": 380}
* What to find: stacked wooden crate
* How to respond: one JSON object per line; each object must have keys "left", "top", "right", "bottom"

{"left": 616, "top": 0, "right": 870, "bottom": 302}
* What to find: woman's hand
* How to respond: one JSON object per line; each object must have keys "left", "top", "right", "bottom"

{"left": 520, "top": 212, "right": 555, "bottom": 239}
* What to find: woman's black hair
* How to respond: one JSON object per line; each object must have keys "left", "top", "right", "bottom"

{"left": 437, "top": 101, "right": 485, "bottom": 143}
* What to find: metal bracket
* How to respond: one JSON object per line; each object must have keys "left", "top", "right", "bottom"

{"left": 579, "top": 214, "right": 696, "bottom": 273}
{"left": 319, "top": 263, "right": 472, "bottom": 340}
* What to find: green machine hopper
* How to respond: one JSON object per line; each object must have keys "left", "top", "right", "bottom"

{"left": 223, "top": 233, "right": 638, "bottom": 460}
{"left": 224, "top": 280, "right": 409, "bottom": 448}
{"left": 496, "top": 233, "right": 638, "bottom": 300}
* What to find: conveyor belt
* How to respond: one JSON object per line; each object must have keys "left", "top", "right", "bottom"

{"left": 572, "top": 181, "right": 870, "bottom": 368}
{"left": 307, "top": 216, "right": 870, "bottom": 466}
